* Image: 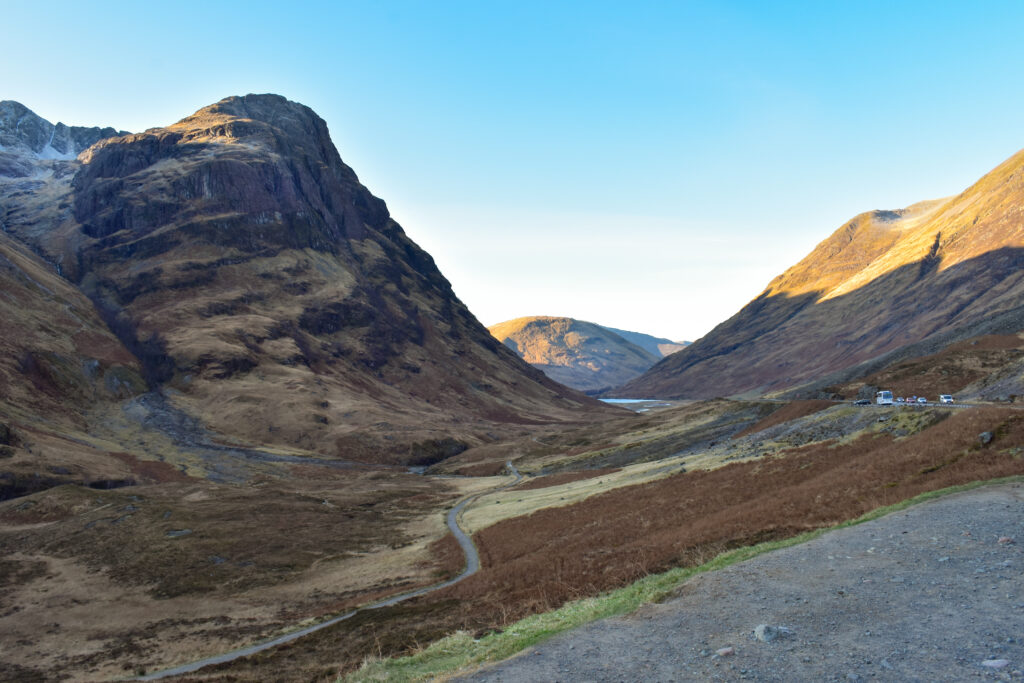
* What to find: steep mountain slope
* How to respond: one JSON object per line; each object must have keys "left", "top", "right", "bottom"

{"left": 0, "top": 231, "right": 151, "bottom": 498}
{"left": 0, "top": 232, "right": 145, "bottom": 420}
{"left": 0, "top": 96, "right": 611, "bottom": 465}
{"left": 489, "top": 316, "right": 661, "bottom": 392}
{"left": 619, "top": 147, "right": 1024, "bottom": 398}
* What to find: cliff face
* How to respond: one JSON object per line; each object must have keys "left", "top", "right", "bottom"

{"left": 1, "top": 95, "right": 609, "bottom": 465}
{"left": 620, "top": 148, "right": 1024, "bottom": 399}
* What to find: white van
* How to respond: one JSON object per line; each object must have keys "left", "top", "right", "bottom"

{"left": 876, "top": 390, "right": 893, "bottom": 405}
{"left": 939, "top": 395, "right": 954, "bottom": 404}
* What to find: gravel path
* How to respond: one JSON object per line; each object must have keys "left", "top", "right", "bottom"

{"left": 461, "top": 482, "right": 1024, "bottom": 682}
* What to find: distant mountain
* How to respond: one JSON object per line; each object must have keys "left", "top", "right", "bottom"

{"left": 601, "top": 326, "right": 689, "bottom": 358}
{"left": 489, "top": 316, "right": 681, "bottom": 392}
{"left": 0, "top": 96, "right": 611, "bottom": 470}
{"left": 619, "top": 147, "right": 1024, "bottom": 399}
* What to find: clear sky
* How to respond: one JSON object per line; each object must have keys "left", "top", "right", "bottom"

{"left": 4, "top": 1, "right": 1024, "bottom": 341}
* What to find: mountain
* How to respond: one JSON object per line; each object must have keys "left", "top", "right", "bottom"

{"left": 600, "top": 326, "right": 689, "bottom": 358}
{"left": 618, "top": 147, "right": 1024, "bottom": 399}
{"left": 0, "top": 100, "right": 125, "bottom": 161}
{"left": 0, "top": 96, "right": 610, "bottom": 468}
{"left": 489, "top": 316, "right": 675, "bottom": 392}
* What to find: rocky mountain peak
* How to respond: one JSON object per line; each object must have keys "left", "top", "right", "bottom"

{"left": 166, "top": 94, "right": 346, "bottom": 164}
{"left": 72, "top": 93, "right": 388, "bottom": 248}
{"left": 0, "top": 100, "right": 125, "bottom": 161}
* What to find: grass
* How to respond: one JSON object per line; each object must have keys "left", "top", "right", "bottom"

{"left": 460, "top": 455, "right": 686, "bottom": 533}
{"left": 346, "top": 474, "right": 1024, "bottom": 682}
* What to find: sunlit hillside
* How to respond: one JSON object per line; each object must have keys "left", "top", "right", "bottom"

{"left": 489, "top": 316, "right": 667, "bottom": 392}
{"left": 620, "top": 147, "right": 1024, "bottom": 399}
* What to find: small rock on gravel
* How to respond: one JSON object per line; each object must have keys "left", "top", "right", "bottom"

{"left": 983, "top": 659, "right": 1011, "bottom": 669}
{"left": 752, "top": 624, "right": 793, "bottom": 642}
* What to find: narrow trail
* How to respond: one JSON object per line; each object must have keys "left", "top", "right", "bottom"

{"left": 137, "top": 462, "right": 523, "bottom": 680}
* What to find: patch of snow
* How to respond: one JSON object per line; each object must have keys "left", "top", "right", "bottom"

{"left": 36, "top": 144, "right": 75, "bottom": 161}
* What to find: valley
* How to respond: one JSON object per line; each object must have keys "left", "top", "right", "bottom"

{"left": 1, "top": 95, "right": 1023, "bottom": 682}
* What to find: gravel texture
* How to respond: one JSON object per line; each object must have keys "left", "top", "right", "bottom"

{"left": 460, "top": 483, "right": 1024, "bottom": 682}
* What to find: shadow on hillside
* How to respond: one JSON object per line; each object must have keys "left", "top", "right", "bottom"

{"left": 618, "top": 246, "right": 1024, "bottom": 397}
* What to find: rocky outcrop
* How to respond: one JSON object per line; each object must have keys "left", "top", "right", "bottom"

{"left": 620, "top": 147, "right": 1024, "bottom": 398}
{"left": 0, "top": 100, "right": 124, "bottom": 161}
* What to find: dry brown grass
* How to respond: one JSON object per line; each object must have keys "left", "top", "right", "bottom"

{"left": 0, "top": 469, "right": 465, "bottom": 680}
{"left": 514, "top": 468, "right": 622, "bottom": 491}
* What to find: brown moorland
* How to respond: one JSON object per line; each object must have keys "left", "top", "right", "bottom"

{"left": 0, "top": 467, "right": 479, "bottom": 681}
{"left": 194, "top": 406, "right": 1024, "bottom": 681}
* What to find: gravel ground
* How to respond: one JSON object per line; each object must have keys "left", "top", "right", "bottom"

{"left": 460, "top": 483, "right": 1024, "bottom": 682}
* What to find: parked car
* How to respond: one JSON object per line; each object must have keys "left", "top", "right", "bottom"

{"left": 917, "top": 397, "right": 928, "bottom": 404}
{"left": 940, "top": 395, "right": 954, "bottom": 404}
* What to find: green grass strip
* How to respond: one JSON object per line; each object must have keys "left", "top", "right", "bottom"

{"left": 344, "top": 475, "right": 1023, "bottom": 682}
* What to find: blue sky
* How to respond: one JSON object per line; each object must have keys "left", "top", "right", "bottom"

{"left": 4, "top": 1, "right": 1024, "bottom": 340}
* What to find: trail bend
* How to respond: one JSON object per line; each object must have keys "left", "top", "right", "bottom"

{"left": 138, "top": 462, "right": 522, "bottom": 680}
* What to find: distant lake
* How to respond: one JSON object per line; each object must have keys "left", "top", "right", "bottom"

{"left": 600, "top": 398, "right": 657, "bottom": 404}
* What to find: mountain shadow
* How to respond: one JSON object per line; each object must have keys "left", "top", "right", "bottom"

{"left": 616, "top": 246, "right": 1024, "bottom": 399}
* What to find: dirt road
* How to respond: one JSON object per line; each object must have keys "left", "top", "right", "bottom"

{"left": 460, "top": 482, "right": 1024, "bottom": 682}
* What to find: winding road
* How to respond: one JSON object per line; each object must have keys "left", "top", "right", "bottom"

{"left": 138, "top": 462, "right": 523, "bottom": 680}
